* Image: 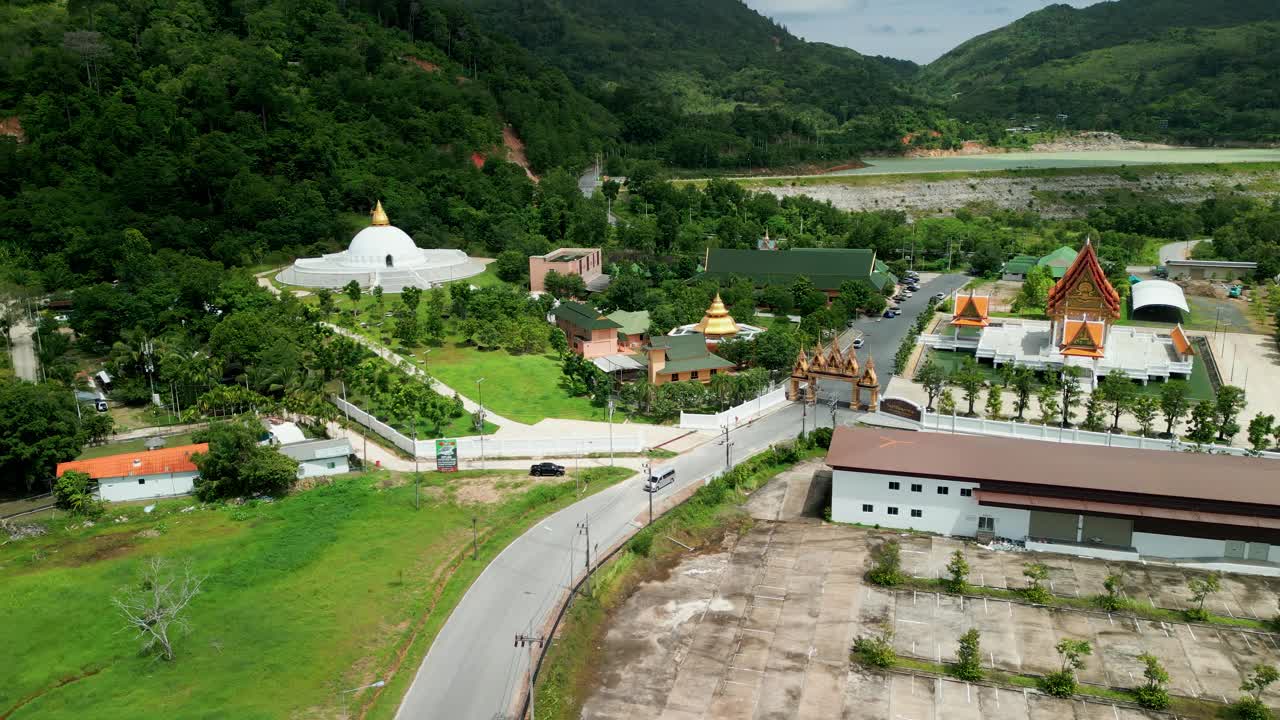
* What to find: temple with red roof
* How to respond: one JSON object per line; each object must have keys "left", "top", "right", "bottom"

{"left": 923, "top": 239, "right": 1196, "bottom": 388}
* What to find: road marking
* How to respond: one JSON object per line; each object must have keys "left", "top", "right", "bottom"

{"left": 1187, "top": 625, "right": 1197, "bottom": 642}
{"left": 754, "top": 595, "right": 785, "bottom": 601}
{"left": 1113, "top": 704, "right": 1121, "bottom": 720}
{"left": 741, "top": 628, "right": 774, "bottom": 636}
{"left": 1241, "top": 633, "right": 1254, "bottom": 651}
{"left": 897, "top": 619, "right": 927, "bottom": 625}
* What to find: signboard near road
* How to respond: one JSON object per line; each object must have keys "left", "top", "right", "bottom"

{"left": 436, "top": 439, "right": 458, "bottom": 472}
{"left": 880, "top": 397, "right": 923, "bottom": 423}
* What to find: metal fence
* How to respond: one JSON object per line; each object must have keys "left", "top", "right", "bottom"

{"left": 331, "top": 396, "right": 643, "bottom": 459}
{"left": 919, "top": 411, "right": 1280, "bottom": 459}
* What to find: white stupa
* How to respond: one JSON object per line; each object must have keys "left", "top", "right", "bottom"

{"left": 277, "top": 201, "right": 485, "bottom": 292}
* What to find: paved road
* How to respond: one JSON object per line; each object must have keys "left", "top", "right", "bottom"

{"left": 390, "top": 275, "right": 964, "bottom": 720}
{"left": 1159, "top": 239, "right": 1204, "bottom": 266}
{"left": 10, "top": 321, "right": 37, "bottom": 382}
{"left": 818, "top": 273, "right": 969, "bottom": 401}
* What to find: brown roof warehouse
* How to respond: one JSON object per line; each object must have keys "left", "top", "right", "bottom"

{"left": 825, "top": 426, "right": 1280, "bottom": 567}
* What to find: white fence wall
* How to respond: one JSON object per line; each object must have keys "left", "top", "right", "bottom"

{"left": 918, "top": 412, "right": 1280, "bottom": 459}
{"left": 332, "top": 396, "right": 643, "bottom": 460}
{"left": 679, "top": 386, "right": 789, "bottom": 431}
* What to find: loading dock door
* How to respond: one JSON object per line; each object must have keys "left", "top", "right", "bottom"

{"left": 1248, "top": 543, "right": 1271, "bottom": 561}
{"left": 1081, "top": 516, "right": 1133, "bottom": 548}
{"left": 1029, "top": 510, "right": 1078, "bottom": 543}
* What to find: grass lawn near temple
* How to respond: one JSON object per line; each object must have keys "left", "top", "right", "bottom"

{"left": 0, "top": 466, "right": 633, "bottom": 720}
{"left": 923, "top": 347, "right": 1215, "bottom": 402}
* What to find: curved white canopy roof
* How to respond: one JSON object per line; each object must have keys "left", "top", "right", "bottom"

{"left": 1131, "top": 279, "right": 1189, "bottom": 312}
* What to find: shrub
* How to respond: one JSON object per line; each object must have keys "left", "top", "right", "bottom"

{"left": 1132, "top": 652, "right": 1170, "bottom": 710}
{"left": 1234, "top": 665, "right": 1280, "bottom": 720}
{"left": 1185, "top": 572, "right": 1221, "bottom": 622}
{"left": 953, "top": 628, "right": 983, "bottom": 681}
{"left": 54, "top": 470, "right": 105, "bottom": 519}
{"left": 868, "top": 540, "right": 905, "bottom": 587}
{"left": 811, "top": 426, "right": 833, "bottom": 449}
{"left": 629, "top": 529, "right": 654, "bottom": 557}
{"left": 1095, "top": 571, "right": 1128, "bottom": 612}
{"left": 1039, "top": 670, "right": 1078, "bottom": 698}
{"left": 853, "top": 630, "right": 896, "bottom": 668}
{"left": 1022, "top": 562, "right": 1052, "bottom": 604}
{"left": 944, "top": 550, "right": 969, "bottom": 594}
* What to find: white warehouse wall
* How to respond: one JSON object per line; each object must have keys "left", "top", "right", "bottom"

{"left": 832, "top": 469, "right": 1029, "bottom": 539}
{"left": 298, "top": 457, "right": 350, "bottom": 479}
{"left": 98, "top": 471, "right": 197, "bottom": 502}
{"left": 1132, "top": 532, "right": 1226, "bottom": 559}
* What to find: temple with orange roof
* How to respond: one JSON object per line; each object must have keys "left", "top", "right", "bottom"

{"left": 923, "top": 239, "right": 1196, "bottom": 388}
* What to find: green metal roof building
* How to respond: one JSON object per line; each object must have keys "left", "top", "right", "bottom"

{"left": 606, "top": 309, "right": 650, "bottom": 342}
{"left": 638, "top": 334, "right": 735, "bottom": 383}
{"left": 702, "top": 248, "right": 897, "bottom": 293}
{"left": 550, "top": 301, "right": 622, "bottom": 331}
{"left": 1037, "top": 246, "right": 1079, "bottom": 279}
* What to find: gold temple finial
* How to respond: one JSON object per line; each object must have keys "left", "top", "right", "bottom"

{"left": 694, "top": 292, "right": 740, "bottom": 337}
{"left": 371, "top": 200, "right": 390, "bottom": 226}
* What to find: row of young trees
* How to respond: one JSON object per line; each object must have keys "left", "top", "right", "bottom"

{"left": 917, "top": 357, "right": 1255, "bottom": 446}
{"left": 865, "top": 540, "right": 1280, "bottom": 715}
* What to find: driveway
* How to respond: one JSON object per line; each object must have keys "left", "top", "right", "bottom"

{"left": 1159, "top": 239, "right": 1204, "bottom": 266}
{"left": 828, "top": 273, "right": 969, "bottom": 400}
{"left": 9, "top": 321, "right": 37, "bottom": 382}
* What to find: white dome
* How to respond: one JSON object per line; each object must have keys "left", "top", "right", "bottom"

{"left": 346, "top": 225, "right": 421, "bottom": 268}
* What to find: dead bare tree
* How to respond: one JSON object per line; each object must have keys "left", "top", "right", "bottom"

{"left": 112, "top": 557, "right": 205, "bottom": 661}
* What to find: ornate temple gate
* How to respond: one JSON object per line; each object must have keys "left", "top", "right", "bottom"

{"left": 788, "top": 341, "right": 880, "bottom": 411}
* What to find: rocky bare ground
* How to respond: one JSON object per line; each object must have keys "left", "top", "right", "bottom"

{"left": 758, "top": 167, "right": 1280, "bottom": 218}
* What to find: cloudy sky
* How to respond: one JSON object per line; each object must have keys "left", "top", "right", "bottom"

{"left": 742, "top": 0, "right": 1103, "bottom": 64}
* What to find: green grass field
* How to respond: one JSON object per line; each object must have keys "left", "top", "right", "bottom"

{"left": 76, "top": 432, "right": 198, "bottom": 460}
{"left": 0, "top": 466, "right": 631, "bottom": 720}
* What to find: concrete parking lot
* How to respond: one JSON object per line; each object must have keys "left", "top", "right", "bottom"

{"left": 580, "top": 506, "right": 1280, "bottom": 720}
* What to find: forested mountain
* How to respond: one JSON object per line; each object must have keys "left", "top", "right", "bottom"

{"left": 0, "top": 0, "right": 615, "bottom": 290}
{"left": 921, "top": 0, "right": 1280, "bottom": 142}
{"left": 457, "top": 0, "right": 958, "bottom": 168}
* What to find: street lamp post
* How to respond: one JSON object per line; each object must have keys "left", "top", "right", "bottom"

{"left": 607, "top": 398, "right": 615, "bottom": 467}
{"left": 475, "top": 377, "right": 486, "bottom": 470}
{"left": 341, "top": 680, "right": 386, "bottom": 720}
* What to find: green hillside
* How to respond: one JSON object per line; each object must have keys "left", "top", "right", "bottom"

{"left": 458, "top": 0, "right": 952, "bottom": 168}
{"left": 921, "top": 0, "right": 1280, "bottom": 142}
{"left": 0, "top": 0, "right": 616, "bottom": 283}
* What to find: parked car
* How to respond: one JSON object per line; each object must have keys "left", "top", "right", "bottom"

{"left": 851, "top": 337, "right": 865, "bottom": 348}
{"left": 530, "top": 462, "right": 565, "bottom": 477}
{"left": 645, "top": 466, "right": 676, "bottom": 492}
{"left": 893, "top": 294, "right": 907, "bottom": 302}
{"left": 906, "top": 284, "right": 920, "bottom": 292}
{"left": 933, "top": 292, "right": 947, "bottom": 301}
{"left": 882, "top": 309, "right": 898, "bottom": 318}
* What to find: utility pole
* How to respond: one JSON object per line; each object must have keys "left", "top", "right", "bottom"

{"left": 514, "top": 633, "right": 545, "bottom": 720}
{"left": 72, "top": 388, "right": 82, "bottom": 422}
{"left": 830, "top": 397, "right": 838, "bottom": 428}
{"left": 577, "top": 516, "right": 592, "bottom": 594}
{"left": 722, "top": 425, "right": 733, "bottom": 472}
{"left": 471, "top": 516, "right": 478, "bottom": 560}
{"left": 800, "top": 396, "right": 807, "bottom": 437}
{"left": 643, "top": 462, "right": 653, "bottom": 525}
{"left": 413, "top": 426, "right": 420, "bottom": 510}
{"left": 607, "top": 398, "right": 614, "bottom": 467}
{"left": 476, "top": 377, "right": 486, "bottom": 470}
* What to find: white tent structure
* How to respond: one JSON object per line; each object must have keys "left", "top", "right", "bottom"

{"left": 277, "top": 202, "right": 485, "bottom": 292}
{"left": 1131, "top": 279, "right": 1190, "bottom": 313}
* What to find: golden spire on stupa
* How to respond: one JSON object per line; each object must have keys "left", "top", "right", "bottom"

{"left": 694, "top": 293, "right": 740, "bottom": 337}
{"left": 370, "top": 200, "right": 390, "bottom": 226}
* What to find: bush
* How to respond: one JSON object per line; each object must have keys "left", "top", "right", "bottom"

{"left": 811, "top": 427, "right": 833, "bottom": 449}
{"left": 1022, "top": 562, "right": 1052, "bottom": 604}
{"left": 629, "top": 529, "right": 654, "bottom": 557}
{"left": 953, "top": 628, "right": 983, "bottom": 681}
{"left": 868, "top": 540, "right": 905, "bottom": 587}
{"left": 1230, "top": 698, "right": 1272, "bottom": 720}
{"left": 1132, "top": 684, "right": 1170, "bottom": 711}
{"left": 1095, "top": 572, "right": 1128, "bottom": 612}
{"left": 853, "top": 630, "right": 896, "bottom": 668}
{"left": 1039, "top": 669, "right": 1078, "bottom": 698}
{"left": 944, "top": 550, "right": 969, "bottom": 594}
{"left": 54, "top": 470, "right": 106, "bottom": 518}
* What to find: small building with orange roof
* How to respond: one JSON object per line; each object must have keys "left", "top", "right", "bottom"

{"left": 57, "top": 443, "right": 208, "bottom": 502}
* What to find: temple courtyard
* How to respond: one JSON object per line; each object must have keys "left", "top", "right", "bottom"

{"left": 578, "top": 467, "right": 1280, "bottom": 720}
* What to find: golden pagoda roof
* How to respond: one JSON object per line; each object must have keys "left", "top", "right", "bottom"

{"left": 694, "top": 293, "right": 740, "bottom": 337}
{"left": 858, "top": 357, "right": 879, "bottom": 387}
{"left": 371, "top": 200, "right": 390, "bottom": 226}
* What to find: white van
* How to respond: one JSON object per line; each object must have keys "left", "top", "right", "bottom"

{"left": 645, "top": 466, "right": 675, "bottom": 493}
